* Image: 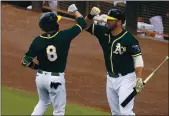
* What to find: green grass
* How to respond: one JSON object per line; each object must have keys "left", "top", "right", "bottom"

{"left": 2, "top": 87, "right": 110, "bottom": 115}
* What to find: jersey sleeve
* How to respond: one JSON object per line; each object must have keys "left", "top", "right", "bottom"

{"left": 25, "top": 39, "right": 37, "bottom": 58}
{"left": 129, "top": 38, "right": 142, "bottom": 57}
{"left": 21, "top": 39, "right": 37, "bottom": 67}
{"left": 64, "top": 17, "right": 87, "bottom": 41}
{"left": 86, "top": 23, "right": 103, "bottom": 38}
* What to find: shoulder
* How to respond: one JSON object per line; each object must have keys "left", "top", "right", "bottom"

{"left": 92, "top": 23, "right": 109, "bottom": 35}
{"left": 30, "top": 35, "right": 44, "bottom": 46}
{"left": 33, "top": 36, "right": 41, "bottom": 42}
{"left": 55, "top": 30, "right": 71, "bottom": 39}
{"left": 59, "top": 30, "right": 68, "bottom": 36}
{"left": 31, "top": 36, "right": 39, "bottom": 43}
{"left": 125, "top": 31, "right": 139, "bottom": 43}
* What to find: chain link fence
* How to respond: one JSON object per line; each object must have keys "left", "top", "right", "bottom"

{"left": 3, "top": 1, "right": 168, "bottom": 39}
{"left": 58, "top": 1, "right": 168, "bottom": 39}
{"left": 137, "top": 1, "right": 169, "bottom": 35}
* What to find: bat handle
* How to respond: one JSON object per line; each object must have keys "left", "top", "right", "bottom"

{"left": 121, "top": 88, "right": 138, "bottom": 107}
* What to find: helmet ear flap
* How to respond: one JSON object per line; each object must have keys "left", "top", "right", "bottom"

{"left": 39, "top": 21, "right": 44, "bottom": 32}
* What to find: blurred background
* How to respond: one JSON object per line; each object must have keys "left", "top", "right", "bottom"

{"left": 2, "top": 1, "right": 169, "bottom": 41}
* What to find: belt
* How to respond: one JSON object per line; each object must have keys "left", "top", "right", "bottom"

{"left": 108, "top": 72, "right": 128, "bottom": 78}
{"left": 37, "top": 69, "right": 60, "bottom": 76}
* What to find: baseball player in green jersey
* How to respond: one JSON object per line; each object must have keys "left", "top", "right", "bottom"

{"left": 85, "top": 7, "right": 144, "bottom": 115}
{"left": 21, "top": 4, "right": 86, "bottom": 116}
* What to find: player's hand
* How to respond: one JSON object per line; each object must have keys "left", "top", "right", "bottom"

{"left": 87, "top": 7, "right": 101, "bottom": 19}
{"left": 90, "top": 7, "right": 101, "bottom": 16}
{"left": 135, "top": 78, "right": 144, "bottom": 93}
{"left": 68, "top": 4, "right": 78, "bottom": 13}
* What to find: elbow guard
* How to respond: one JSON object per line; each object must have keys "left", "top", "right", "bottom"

{"left": 21, "top": 55, "right": 33, "bottom": 67}
{"left": 133, "top": 55, "right": 144, "bottom": 68}
{"left": 76, "top": 17, "right": 87, "bottom": 30}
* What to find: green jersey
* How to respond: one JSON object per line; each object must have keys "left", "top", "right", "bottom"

{"left": 87, "top": 23, "right": 142, "bottom": 75}
{"left": 24, "top": 17, "right": 86, "bottom": 72}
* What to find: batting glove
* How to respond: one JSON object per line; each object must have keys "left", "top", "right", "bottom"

{"left": 135, "top": 78, "right": 144, "bottom": 93}
{"left": 87, "top": 7, "right": 101, "bottom": 19}
{"left": 68, "top": 4, "right": 78, "bottom": 13}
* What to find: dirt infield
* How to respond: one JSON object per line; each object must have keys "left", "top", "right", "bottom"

{"left": 2, "top": 4, "right": 168, "bottom": 115}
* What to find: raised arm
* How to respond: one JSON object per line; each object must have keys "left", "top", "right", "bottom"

{"left": 85, "top": 7, "right": 107, "bottom": 38}
{"left": 68, "top": 4, "right": 83, "bottom": 19}
{"left": 85, "top": 7, "right": 101, "bottom": 27}
{"left": 68, "top": 4, "right": 86, "bottom": 30}
{"left": 62, "top": 4, "right": 86, "bottom": 41}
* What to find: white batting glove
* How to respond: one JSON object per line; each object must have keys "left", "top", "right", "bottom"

{"left": 87, "top": 7, "right": 101, "bottom": 19}
{"left": 90, "top": 7, "right": 101, "bottom": 16}
{"left": 68, "top": 4, "right": 78, "bottom": 13}
{"left": 135, "top": 78, "right": 144, "bottom": 93}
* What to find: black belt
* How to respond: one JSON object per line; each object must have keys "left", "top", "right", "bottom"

{"left": 37, "top": 69, "right": 60, "bottom": 76}
{"left": 108, "top": 72, "right": 128, "bottom": 78}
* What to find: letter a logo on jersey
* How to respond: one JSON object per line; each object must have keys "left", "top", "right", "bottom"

{"left": 113, "top": 43, "right": 122, "bottom": 54}
{"left": 113, "top": 43, "right": 126, "bottom": 55}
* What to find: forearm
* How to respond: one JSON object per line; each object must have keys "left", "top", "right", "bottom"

{"left": 73, "top": 11, "right": 83, "bottom": 19}
{"left": 85, "top": 7, "right": 101, "bottom": 29}
{"left": 135, "top": 67, "right": 143, "bottom": 78}
{"left": 21, "top": 55, "right": 39, "bottom": 70}
{"left": 28, "top": 61, "right": 39, "bottom": 70}
{"left": 74, "top": 16, "right": 87, "bottom": 31}
{"left": 134, "top": 55, "right": 145, "bottom": 92}
{"left": 85, "top": 16, "right": 93, "bottom": 28}
{"left": 133, "top": 55, "right": 144, "bottom": 78}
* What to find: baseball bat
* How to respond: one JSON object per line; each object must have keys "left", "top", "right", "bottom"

{"left": 121, "top": 56, "right": 169, "bottom": 107}
{"left": 42, "top": 5, "right": 169, "bottom": 37}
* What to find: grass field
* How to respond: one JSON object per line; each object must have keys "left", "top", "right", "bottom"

{"left": 2, "top": 87, "right": 110, "bottom": 115}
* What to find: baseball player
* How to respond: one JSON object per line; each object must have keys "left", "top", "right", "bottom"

{"left": 85, "top": 7, "right": 145, "bottom": 115}
{"left": 21, "top": 4, "right": 86, "bottom": 116}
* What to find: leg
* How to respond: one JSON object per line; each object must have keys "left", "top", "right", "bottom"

{"left": 118, "top": 73, "right": 136, "bottom": 115}
{"left": 31, "top": 75, "right": 50, "bottom": 116}
{"left": 49, "top": 82, "right": 66, "bottom": 115}
{"left": 31, "top": 99, "right": 50, "bottom": 116}
{"left": 106, "top": 76, "right": 120, "bottom": 115}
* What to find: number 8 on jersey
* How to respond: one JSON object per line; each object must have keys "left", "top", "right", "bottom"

{"left": 46, "top": 45, "right": 57, "bottom": 61}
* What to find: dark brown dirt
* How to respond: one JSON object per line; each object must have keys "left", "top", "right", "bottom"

{"left": 2, "top": 4, "right": 168, "bottom": 115}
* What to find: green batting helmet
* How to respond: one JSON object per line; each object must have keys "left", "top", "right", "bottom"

{"left": 39, "top": 12, "right": 62, "bottom": 32}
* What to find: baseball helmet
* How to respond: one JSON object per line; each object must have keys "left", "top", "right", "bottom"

{"left": 106, "top": 9, "right": 125, "bottom": 24}
{"left": 39, "top": 12, "right": 62, "bottom": 32}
